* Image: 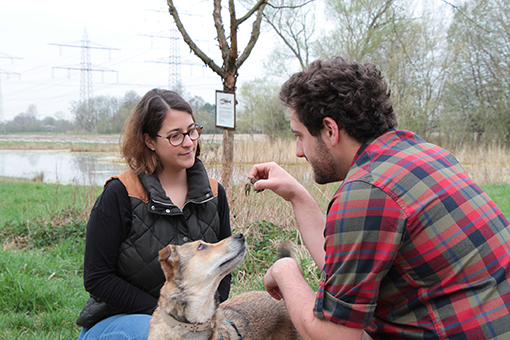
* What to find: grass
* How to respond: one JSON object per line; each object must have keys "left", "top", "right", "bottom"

{"left": 480, "top": 183, "right": 510, "bottom": 217}
{"left": 0, "top": 138, "right": 510, "bottom": 339}
{"left": 0, "top": 239, "right": 85, "bottom": 339}
{"left": 0, "top": 179, "right": 100, "bottom": 225}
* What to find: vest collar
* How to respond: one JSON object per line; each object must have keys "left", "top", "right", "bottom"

{"left": 140, "top": 158, "right": 214, "bottom": 207}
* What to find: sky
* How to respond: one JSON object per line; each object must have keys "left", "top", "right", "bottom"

{"left": 0, "top": 0, "right": 275, "bottom": 121}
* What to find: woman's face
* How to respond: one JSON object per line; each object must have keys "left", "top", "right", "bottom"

{"left": 146, "top": 109, "right": 198, "bottom": 173}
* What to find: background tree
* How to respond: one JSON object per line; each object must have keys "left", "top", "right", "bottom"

{"left": 443, "top": 0, "right": 510, "bottom": 146}
{"left": 109, "top": 91, "right": 141, "bottom": 133}
{"left": 4, "top": 106, "right": 75, "bottom": 133}
{"left": 261, "top": 0, "right": 452, "bottom": 142}
{"left": 262, "top": 0, "right": 318, "bottom": 74}
{"left": 7, "top": 105, "right": 42, "bottom": 132}
{"left": 238, "top": 78, "right": 290, "bottom": 140}
{"left": 72, "top": 96, "right": 119, "bottom": 133}
{"left": 188, "top": 96, "right": 219, "bottom": 134}
{"left": 378, "top": 6, "right": 448, "bottom": 140}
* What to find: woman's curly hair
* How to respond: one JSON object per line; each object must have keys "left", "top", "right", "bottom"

{"left": 121, "top": 89, "right": 200, "bottom": 175}
{"left": 279, "top": 57, "right": 397, "bottom": 143}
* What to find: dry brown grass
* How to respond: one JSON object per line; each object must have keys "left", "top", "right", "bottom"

{"left": 201, "top": 136, "right": 307, "bottom": 166}
{"left": 452, "top": 144, "right": 510, "bottom": 185}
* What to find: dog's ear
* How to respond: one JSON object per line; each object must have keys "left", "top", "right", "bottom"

{"left": 159, "top": 245, "right": 180, "bottom": 280}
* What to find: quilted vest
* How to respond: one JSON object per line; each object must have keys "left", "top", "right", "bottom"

{"left": 116, "top": 160, "right": 221, "bottom": 298}
{"left": 76, "top": 159, "right": 220, "bottom": 328}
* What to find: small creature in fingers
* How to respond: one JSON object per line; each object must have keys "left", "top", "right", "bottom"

{"left": 244, "top": 177, "right": 265, "bottom": 196}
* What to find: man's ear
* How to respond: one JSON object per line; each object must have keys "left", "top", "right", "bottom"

{"left": 322, "top": 117, "right": 340, "bottom": 146}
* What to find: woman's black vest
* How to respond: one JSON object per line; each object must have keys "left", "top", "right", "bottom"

{"left": 76, "top": 160, "right": 220, "bottom": 328}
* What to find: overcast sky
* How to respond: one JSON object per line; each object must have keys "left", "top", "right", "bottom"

{"left": 0, "top": 0, "right": 275, "bottom": 121}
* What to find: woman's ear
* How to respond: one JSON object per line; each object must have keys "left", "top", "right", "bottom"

{"left": 322, "top": 117, "right": 340, "bottom": 146}
{"left": 144, "top": 133, "right": 155, "bottom": 151}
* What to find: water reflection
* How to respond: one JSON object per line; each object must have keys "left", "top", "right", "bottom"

{"left": 0, "top": 150, "right": 127, "bottom": 186}
{"left": 0, "top": 150, "right": 315, "bottom": 187}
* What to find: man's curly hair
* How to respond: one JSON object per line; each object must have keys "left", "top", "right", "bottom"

{"left": 279, "top": 57, "right": 397, "bottom": 143}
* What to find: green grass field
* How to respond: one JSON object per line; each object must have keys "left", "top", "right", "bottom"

{"left": 0, "top": 179, "right": 509, "bottom": 339}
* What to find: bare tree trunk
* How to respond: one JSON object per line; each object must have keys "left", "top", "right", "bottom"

{"left": 221, "top": 129, "right": 234, "bottom": 194}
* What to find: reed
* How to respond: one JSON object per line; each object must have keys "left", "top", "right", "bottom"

{"left": 452, "top": 143, "right": 510, "bottom": 185}
{"left": 201, "top": 136, "right": 307, "bottom": 166}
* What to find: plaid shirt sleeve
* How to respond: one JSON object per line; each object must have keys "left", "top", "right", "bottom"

{"left": 314, "top": 179, "right": 407, "bottom": 328}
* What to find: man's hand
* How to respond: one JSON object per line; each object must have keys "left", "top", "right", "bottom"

{"left": 264, "top": 257, "right": 303, "bottom": 301}
{"left": 248, "top": 162, "right": 306, "bottom": 202}
{"left": 249, "top": 161, "right": 326, "bottom": 269}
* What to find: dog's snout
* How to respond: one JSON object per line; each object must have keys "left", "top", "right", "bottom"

{"left": 233, "top": 233, "right": 244, "bottom": 241}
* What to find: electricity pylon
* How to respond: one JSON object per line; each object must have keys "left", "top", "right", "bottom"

{"left": 50, "top": 28, "right": 119, "bottom": 106}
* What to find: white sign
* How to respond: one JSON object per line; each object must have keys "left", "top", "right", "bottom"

{"left": 215, "top": 91, "right": 236, "bottom": 130}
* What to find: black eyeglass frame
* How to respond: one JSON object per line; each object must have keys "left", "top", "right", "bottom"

{"left": 157, "top": 124, "right": 203, "bottom": 146}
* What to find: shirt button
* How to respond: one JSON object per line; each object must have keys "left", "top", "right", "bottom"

{"left": 151, "top": 206, "right": 155, "bottom": 210}
{"left": 165, "top": 209, "right": 170, "bottom": 213}
{"left": 182, "top": 236, "right": 189, "bottom": 242}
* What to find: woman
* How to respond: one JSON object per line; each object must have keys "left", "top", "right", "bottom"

{"left": 76, "top": 89, "right": 231, "bottom": 340}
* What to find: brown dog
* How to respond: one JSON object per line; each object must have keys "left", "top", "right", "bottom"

{"left": 148, "top": 233, "right": 301, "bottom": 340}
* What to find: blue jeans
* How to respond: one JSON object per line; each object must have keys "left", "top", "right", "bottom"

{"left": 78, "top": 314, "right": 151, "bottom": 340}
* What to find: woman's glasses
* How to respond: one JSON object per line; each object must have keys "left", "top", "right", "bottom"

{"left": 157, "top": 124, "right": 203, "bottom": 146}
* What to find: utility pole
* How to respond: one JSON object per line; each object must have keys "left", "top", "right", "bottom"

{"left": 0, "top": 52, "right": 22, "bottom": 132}
{"left": 80, "top": 29, "right": 94, "bottom": 105}
{"left": 144, "top": 9, "right": 202, "bottom": 93}
{"left": 143, "top": 27, "right": 183, "bottom": 92}
{"left": 50, "top": 28, "right": 119, "bottom": 130}
{"left": 168, "top": 26, "right": 181, "bottom": 91}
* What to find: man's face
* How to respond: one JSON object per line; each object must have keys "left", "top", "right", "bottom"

{"left": 289, "top": 109, "right": 339, "bottom": 184}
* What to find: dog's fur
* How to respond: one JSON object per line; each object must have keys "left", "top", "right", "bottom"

{"left": 148, "top": 233, "right": 301, "bottom": 340}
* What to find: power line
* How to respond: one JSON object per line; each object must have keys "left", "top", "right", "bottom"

{"left": 142, "top": 28, "right": 184, "bottom": 91}
{"left": 0, "top": 53, "right": 22, "bottom": 130}
{"left": 49, "top": 28, "right": 120, "bottom": 104}
{"left": 143, "top": 8, "right": 204, "bottom": 92}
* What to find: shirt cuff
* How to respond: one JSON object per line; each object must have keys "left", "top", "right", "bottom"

{"left": 314, "top": 281, "right": 376, "bottom": 328}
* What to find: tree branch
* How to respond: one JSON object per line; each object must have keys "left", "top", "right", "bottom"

{"left": 361, "top": 0, "right": 393, "bottom": 58}
{"left": 214, "top": 0, "right": 231, "bottom": 65}
{"left": 229, "top": 0, "right": 238, "bottom": 62}
{"left": 440, "top": 0, "right": 491, "bottom": 33}
{"left": 266, "top": 0, "right": 314, "bottom": 10}
{"left": 167, "top": 0, "right": 223, "bottom": 76}
{"left": 237, "top": 3, "right": 266, "bottom": 67}
{"left": 263, "top": 12, "right": 305, "bottom": 69}
{"left": 237, "top": 0, "right": 268, "bottom": 26}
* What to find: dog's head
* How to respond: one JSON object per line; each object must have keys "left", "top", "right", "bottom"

{"left": 158, "top": 233, "right": 246, "bottom": 290}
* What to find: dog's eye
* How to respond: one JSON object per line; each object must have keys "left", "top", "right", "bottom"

{"left": 197, "top": 243, "right": 207, "bottom": 251}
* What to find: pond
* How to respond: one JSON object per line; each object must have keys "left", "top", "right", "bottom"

{"left": 0, "top": 150, "right": 313, "bottom": 187}
{"left": 0, "top": 150, "right": 127, "bottom": 186}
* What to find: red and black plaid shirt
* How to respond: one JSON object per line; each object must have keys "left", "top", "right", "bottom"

{"left": 314, "top": 130, "right": 510, "bottom": 339}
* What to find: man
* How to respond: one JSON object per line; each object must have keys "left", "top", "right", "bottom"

{"left": 249, "top": 57, "right": 510, "bottom": 339}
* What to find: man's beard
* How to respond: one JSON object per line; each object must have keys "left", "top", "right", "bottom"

{"left": 310, "top": 137, "right": 340, "bottom": 185}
